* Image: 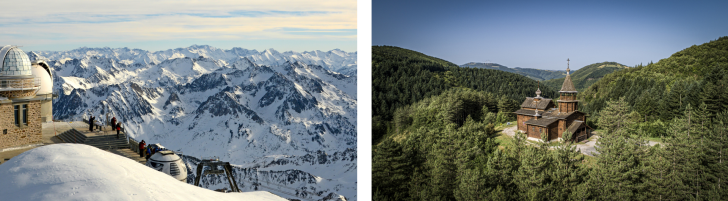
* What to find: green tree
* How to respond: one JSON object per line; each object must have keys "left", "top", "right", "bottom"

{"left": 372, "top": 138, "right": 412, "bottom": 200}
{"left": 588, "top": 133, "right": 646, "bottom": 200}
{"left": 706, "top": 111, "right": 728, "bottom": 198}
{"left": 513, "top": 132, "right": 551, "bottom": 200}
{"left": 596, "top": 97, "right": 633, "bottom": 135}
{"left": 642, "top": 144, "right": 682, "bottom": 200}
{"left": 588, "top": 97, "right": 646, "bottom": 200}
{"left": 549, "top": 131, "right": 587, "bottom": 200}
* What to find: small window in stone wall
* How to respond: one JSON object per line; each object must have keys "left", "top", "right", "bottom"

{"left": 14, "top": 105, "right": 20, "bottom": 126}
{"left": 13, "top": 104, "right": 29, "bottom": 127}
{"left": 3, "top": 129, "right": 6, "bottom": 134}
{"left": 22, "top": 104, "right": 28, "bottom": 125}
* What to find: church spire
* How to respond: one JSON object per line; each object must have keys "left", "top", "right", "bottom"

{"left": 560, "top": 58, "right": 576, "bottom": 92}
{"left": 566, "top": 58, "right": 570, "bottom": 75}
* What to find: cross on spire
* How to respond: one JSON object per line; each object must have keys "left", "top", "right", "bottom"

{"left": 566, "top": 58, "right": 571, "bottom": 75}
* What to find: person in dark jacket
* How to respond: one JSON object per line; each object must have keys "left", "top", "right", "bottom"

{"left": 139, "top": 140, "right": 146, "bottom": 158}
{"left": 89, "top": 116, "right": 95, "bottom": 131}
{"left": 110, "top": 117, "right": 117, "bottom": 130}
{"left": 116, "top": 122, "right": 122, "bottom": 139}
{"left": 145, "top": 146, "right": 152, "bottom": 161}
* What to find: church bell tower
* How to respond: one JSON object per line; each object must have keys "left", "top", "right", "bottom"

{"left": 558, "top": 58, "right": 578, "bottom": 113}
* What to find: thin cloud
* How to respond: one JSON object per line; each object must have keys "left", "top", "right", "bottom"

{"left": 0, "top": 0, "right": 356, "bottom": 51}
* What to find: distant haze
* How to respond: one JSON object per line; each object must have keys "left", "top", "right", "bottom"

{"left": 0, "top": 0, "right": 356, "bottom": 52}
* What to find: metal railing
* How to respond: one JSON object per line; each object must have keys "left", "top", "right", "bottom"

{"left": 0, "top": 77, "right": 40, "bottom": 91}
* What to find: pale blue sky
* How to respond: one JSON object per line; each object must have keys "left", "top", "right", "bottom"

{"left": 374, "top": 0, "right": 728, "bottom": 70}
{"left": 0, "top": 0, "right": 357, "bottom": 52}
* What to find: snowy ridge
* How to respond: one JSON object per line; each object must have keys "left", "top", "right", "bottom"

{"left": 42, "top": 46, "right": 356, "bottom": 200}
{"left": 31, "top": 45, "right": 357, "bottom": 76}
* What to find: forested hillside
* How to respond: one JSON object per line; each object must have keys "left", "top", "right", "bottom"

{"left": 543, "top": 61, "right": 629, "bottom": 93}
{"left": 461, "top": 62, "right": 566, "bottom": 81}
{"left": 372, "top": 46, "right": 557, "bottom": 143}
{"left": 373, "top": 37, "right": 728, "bottom": 200}
{"left": 579, "top": 37, "right": 728, "bottom": 131}
{"left": 374, "top": 90, "right": 728, "bottom": 200}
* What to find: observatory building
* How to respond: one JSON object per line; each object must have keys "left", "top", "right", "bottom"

{"left": 0, "top": 45, "right": 55, "bottom": 149}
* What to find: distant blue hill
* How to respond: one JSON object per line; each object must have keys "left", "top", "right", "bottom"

{"left": 460, "top": 62, "right": 565, "bottom": 81}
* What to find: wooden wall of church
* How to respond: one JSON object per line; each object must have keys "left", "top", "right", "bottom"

{"left": 549, "top": 124, "right": 559, "bottom": 140}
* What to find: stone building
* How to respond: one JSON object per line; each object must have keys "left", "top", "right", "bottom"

{"left": 0, "top": 45, "right": 54, "bottom": 149}
{"left": 513, "top": 59, "right": 590, "bottom": 142}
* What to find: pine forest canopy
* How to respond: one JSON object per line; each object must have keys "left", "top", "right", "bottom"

{"left": 579, "top": 36, "right": 728, "bottom": 123}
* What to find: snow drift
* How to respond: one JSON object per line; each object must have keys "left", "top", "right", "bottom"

{"left": 0, "top": 144, "right": 286, "bottom": 201}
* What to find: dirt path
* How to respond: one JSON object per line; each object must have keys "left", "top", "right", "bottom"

{"left": 575, "top": 136, "right": 599, "bottom": 156}
{"left": 501, "top": 125, "right": 518, "bottom": 138}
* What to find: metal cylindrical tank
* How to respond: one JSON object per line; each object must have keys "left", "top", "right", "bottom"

{"left": 146, "top": 150, "right": 188, "bottom": 182}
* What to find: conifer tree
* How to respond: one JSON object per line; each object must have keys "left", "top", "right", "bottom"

{"left": 480, "top": 149, "right": 518, "bottom": 200}
{"left": 372, "top": 138, "right": 412, "bottom": 200}
{"left": 549, "top": 131, "right": 587, "bottom": 200}
{"left": 428, "top": 135, "right": 458, "bottom": 200}
{"left": 706, "top": 111, "right": 728, "bottom": 198}
{"left": 641, "top": 144, "right": 682, "bottom": 200}
{"left": 588, "top": 132, "right": 644, "bottom": 200}
{"left": 596, "top": 97, "right": 633, "bottom": 135}
{"left": 589, "top": 97, "right": 645, "bottom": 200}
{"left": 661, "top": 104, "right": 706, "bottom": 199}
{"left": 513, "top": 132, "right": 551, "bottom": 200}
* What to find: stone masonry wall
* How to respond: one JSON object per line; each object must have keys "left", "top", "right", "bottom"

{"left": 0, "top": 101, "right": 42, "bottom": 149}
{"left": 0, "top": 89, "right": 37, "bottom": 99}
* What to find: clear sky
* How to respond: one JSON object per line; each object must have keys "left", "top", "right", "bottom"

{"left": 373, "top": 0, "right": 728, "bottom": 70}
{"left": 0, "top": 0, "right": 356, "bottom": 53}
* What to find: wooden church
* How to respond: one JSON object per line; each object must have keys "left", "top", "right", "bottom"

{"left": 514, "top": 59, "right": 590, "bottom": 142}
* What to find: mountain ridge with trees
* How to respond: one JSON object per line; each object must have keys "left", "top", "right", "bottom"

{"left": 373, "top": 45, "right": 557, "bottom": 143}
{"left": 460, "top": 62, "right": 566, "bottom": 81}
{"left": 543, "top": 61, "right": 629, "bottom": 93}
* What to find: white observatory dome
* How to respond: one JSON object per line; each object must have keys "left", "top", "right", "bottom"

{"left": 146, "top": 150, "right": 188, "bottom": 182}
{"left": 31, "top": 60, "right": 53, "bottom": 95}
{"left": 0, "top": 45, "right": 32, "bottom": 76}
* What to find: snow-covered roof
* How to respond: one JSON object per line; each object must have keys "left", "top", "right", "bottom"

{"left": 0, "top": 144, "right": 286, "bottom": 201}
{"left": 149, "top": 150, "right": 181, "bottom": 162}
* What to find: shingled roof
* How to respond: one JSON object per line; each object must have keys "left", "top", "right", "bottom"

{"left": 520, "top": 97, "right": 553, "bottom": 110}
{"left": 524, "top": 117, "right": 559, "bottom": 127}
{"left": 560, "top": 73, "right": 577, "bottom": 92}
{"left": 514, "top": 109, "right": 546, "bottom": 116}
{"left": 567, "top": 120, "right": 584, "bottom": 134}
{"left": 542, "top": 110, "right": 580, "bottom": 119}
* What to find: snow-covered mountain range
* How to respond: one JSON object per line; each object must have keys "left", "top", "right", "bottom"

{"left": 30, "top": 45, "right": 357, "bottom": 200}
{"left": 31, "top": 45, "right": 357, "bottom": 76}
